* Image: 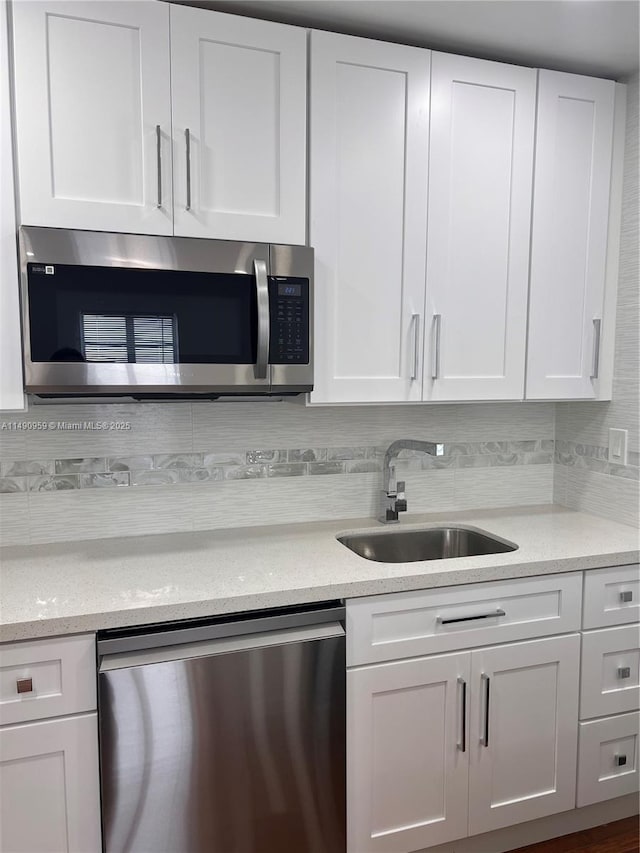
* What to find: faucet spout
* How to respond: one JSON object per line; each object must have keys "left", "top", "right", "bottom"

{"left": 379, "top": 439, "right": 444, "bottom": 523}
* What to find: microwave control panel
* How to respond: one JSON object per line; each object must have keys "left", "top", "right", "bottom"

{"left": 269, "top": 277, "right": 310, "bottom": 364}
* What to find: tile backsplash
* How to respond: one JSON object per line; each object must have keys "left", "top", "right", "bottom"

{"left": 0, "top": 400, "right": 555, "bottom": 545}
{"left": 0, "top": 439, "right": 554, "bottom": 494}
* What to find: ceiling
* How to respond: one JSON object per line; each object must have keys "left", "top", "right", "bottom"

{"left": 176, "top": 0, "right": 640, "bottom": 79}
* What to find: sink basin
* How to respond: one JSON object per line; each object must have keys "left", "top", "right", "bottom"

{"left": 337, "top": 526, "right": 517, "bottom": 563}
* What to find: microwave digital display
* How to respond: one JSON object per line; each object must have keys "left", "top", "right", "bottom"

{"left": 277, "top": 282, "right": 302, "bottom": 297}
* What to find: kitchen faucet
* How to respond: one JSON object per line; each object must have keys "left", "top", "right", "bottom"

{"left": 379, "top": 439, "right": 445, "bottom": 523}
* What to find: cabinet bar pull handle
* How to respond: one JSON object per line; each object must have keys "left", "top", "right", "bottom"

{"left": 591, "top": 318, "right": 601, "bottom": 380}
{"left": 16, "top": 677, "right": 33, "bottom": 694}
{"left": 155, "top": 125, "right": 162, "bottom": 209}
{"left": 185, "top": 128, "right": 192, "bottom": 211}
{"left": 457, "top": 677, "right": 466, "bottom": 752}
{"left": 620, "top": 590, "right": 633, "bottom": 603}
{"left": 253, "top": 259, "right": 270, "bottom": 380}
{"left": 410, "top": 313, "right": 420, "bottom": 380}
{"left": 437, "top": 609, "right": 506, "bottom": 626}
{"left": 431, "top": 314, "right": 441, "bottom": 380}
{"left": 481, "top": 674, "right": 490, "bottom": 747}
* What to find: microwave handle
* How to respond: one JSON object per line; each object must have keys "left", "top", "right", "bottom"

{"left": 254, "top": 259, "right": 270, "bottom": 380}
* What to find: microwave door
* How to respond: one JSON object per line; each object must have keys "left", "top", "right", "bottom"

{"left": 20, "top": 229, "right": 272, "bottom": 395}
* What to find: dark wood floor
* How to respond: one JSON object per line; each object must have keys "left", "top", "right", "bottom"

{"left": 511, "top": 817, "right": 640, "bottom": 853}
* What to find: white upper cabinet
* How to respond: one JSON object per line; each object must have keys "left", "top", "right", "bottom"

{"left": 170, "top": 6, "right": 306, "bottom": 244}
{"left": 11, "top": 1, "right": 173, "bottom": 235}
{"left": 526, "top": 70, "right": 616, "bottom": 399}
{"left": 309, "top": 31, "right": 430, "bottom": 404}
{"left": 1, "top": 0, "right": 25, "bottom": 411}
{"left": 424, "top": 53, "right": 536, "bottom": 401}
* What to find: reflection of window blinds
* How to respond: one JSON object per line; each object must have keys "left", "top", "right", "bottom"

{"left": 82, "top": 314, "right": 176, "bottom": 363}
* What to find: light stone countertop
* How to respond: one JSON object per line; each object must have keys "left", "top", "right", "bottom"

{"left": 0, "top": 504, "right": 638, "bottom": 642}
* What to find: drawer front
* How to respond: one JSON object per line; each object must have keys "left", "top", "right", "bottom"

{"left": 577, "top": 712, "right": 640, "bottom": 807}
{"left": 346, "top": 573, "right": 582, "bottom": 666}
{"left": 580, "top": 625, "right": 640, "bottom": 719}
{"left": 0, "top": 634, "right": 96, "bottom": 725}
{"left": 583, "top": 565, "right": 640, "bottom": 629}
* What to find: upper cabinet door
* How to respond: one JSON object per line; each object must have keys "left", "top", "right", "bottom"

{"left": 170, "top": 6, "right": 306, "bottom": 244}
{"left": 424, "top": 53, "right": 536, "bottom": 402}
{"left": 11, "top": 1, "right": 172, "bottom": 235}
{"left": 1, "top": 0, "right": 25, "bottom": 411}
{"left": 526, "top": 71, "right": 615, "bottom": 399}
{"left": 310, "top": 31, "right": 430, "bottom": 403}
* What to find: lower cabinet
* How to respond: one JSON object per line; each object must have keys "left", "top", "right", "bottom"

{"left": 347, "top": 634, "right": 580, "bottom": 853}
{"left": 0, "top": 713, "right": 101, "bottom": 853}
{"left": 467, "top": 635, "right": 580, "bottom": 835}
{"left": 348, "top": 651, "right": 470, "bottom": 852}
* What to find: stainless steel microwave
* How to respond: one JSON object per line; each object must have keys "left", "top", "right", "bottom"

{"left": 19, "top": 227, "right": 313, "bottom": 398}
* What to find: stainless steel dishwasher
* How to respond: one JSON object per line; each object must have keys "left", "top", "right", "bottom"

{"left": 97, "top": 602, "right": 346, "bottom": 853}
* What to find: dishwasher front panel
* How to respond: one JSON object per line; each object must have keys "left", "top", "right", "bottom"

{"left": 99, "top": 633, "right": 345, "bottom": 853}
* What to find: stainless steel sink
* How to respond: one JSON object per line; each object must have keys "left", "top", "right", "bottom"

{"left": 337, "top": 526, "right": 517, "bottom": 563}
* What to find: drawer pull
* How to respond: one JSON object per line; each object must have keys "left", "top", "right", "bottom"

{"left": 16, "top": 677, "right": 33, "bottom": 694}
{"left": 617, "top": 666, "right": 631, "bottom": 679}
{"left": 481, "top": 673, "right": 490, "bottom": 747}
{"left": 614, "top": 754, "right": 627, "bottom": 767}
{"left": 620, "top": 591, "right": 633, "bottom": 603}
{"left": 437, "top": 609, "right": 506, "bottom": 626}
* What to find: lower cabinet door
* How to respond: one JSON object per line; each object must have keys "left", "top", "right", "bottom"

{"left": 347, "top": 652, "right": 470, "bottom": 853}
{"left": 468, "top": 634, "right": 580, "bottom": 835}
{"left": 0, "top": 713, "right": 101, "bottom": 853}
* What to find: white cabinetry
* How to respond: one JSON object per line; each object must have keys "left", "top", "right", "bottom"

{"left": 347, "top": 576, "right": 582, "bottom": 852}
{"left": 309, "top": 31, "right": 430, "bottom": 403}
{"left": 582, "top": 564, "right": 640, "bottom": 628}
{"left": 468, "top": 635, "right": 579, "bottom": 835}
{"left": 577, "top": 712, "right": 640, "bottom": 807}
{"left": 310, "top": 41, "right": 623, "bottom": 406}
{"left": 348, "top": 653, "right": 470, "bottom": 852}
{"left": 526, "top": 71, "right": 616, "bottom": 400}
{"left": 424, "top": 53, "right": 536, "bottom": 401}
{"left": 0, "top": 714, "right": 101, "bottom": 853}
{"left": 577, "top": 567, "right": 640, "bottom": 808}
{"left": 10, "top": 2, "right": 306, "bottom": 244}
{"left": 0, "top": 0, "right": 25, "bottom": 411}
{"left": 0, "top": 634, "right": 101, "bottom": 853}
{"left": 11, "top": 1, "right": 173, "bottom": 236}
{"left": 170, "top": 6, "right": 306, "bottom": 244}
{"left": 580, "top": 625, "right": 640, "bottom": 719}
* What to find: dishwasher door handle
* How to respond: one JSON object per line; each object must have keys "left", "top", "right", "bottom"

{"left": 100, "top": 622, "right": 345, "bottom": 671}
{"left": 98, "top": 603, "right": 345, "bottom": 656}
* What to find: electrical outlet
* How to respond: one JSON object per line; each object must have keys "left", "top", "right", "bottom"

{"left": 608, "top": 428, "right": 628, "bottom": 466}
